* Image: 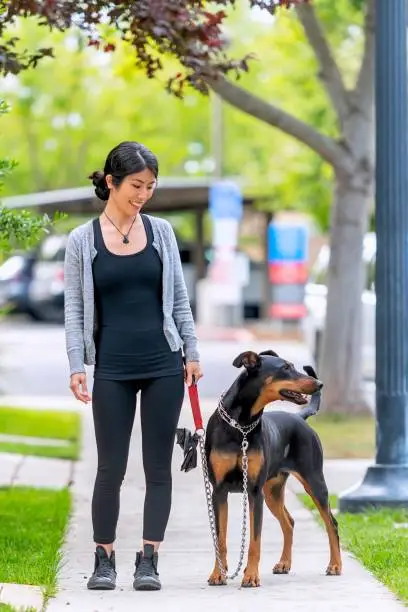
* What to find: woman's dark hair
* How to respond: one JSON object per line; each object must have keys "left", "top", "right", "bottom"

{"left": 88, "top": 141, "right": 159, "bottom": 201}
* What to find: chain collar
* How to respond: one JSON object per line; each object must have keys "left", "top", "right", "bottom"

{"left": 199, "top": 390, "right": 258, "bottom": 581}
{"left": 217, "top": 393, "right": 262, "bottom": 438}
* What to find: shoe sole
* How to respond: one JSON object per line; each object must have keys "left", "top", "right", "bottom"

{"left": 133, "top": 579, "right": 161, "bottom": 591}
{"left": 87, "top": 579, "right": 116, "bottom": 590}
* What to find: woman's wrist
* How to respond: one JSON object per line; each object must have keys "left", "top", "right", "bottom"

{"left": 184, "top": 347, "right": 200, "bottom": 363}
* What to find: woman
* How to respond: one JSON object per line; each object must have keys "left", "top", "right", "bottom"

{"left": 64, "top": 141, "right": 202, "bottom": 592}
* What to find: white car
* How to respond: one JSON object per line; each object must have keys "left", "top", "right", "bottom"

{"left": 303, "top": 233, "right": 376, "bottom": 380}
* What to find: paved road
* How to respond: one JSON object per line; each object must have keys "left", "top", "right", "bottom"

{"left": 0, "top": 319, "right": 312, "bottom": 400}
{"left": 0, "top": 318, "right": 376, "bottom": 410}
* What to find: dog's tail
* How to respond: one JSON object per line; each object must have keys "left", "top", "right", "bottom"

{"left": 299, "top": 365, "right": 322, "bottom": 420}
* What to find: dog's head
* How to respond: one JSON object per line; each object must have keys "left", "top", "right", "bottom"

{"left": 232, "top": 349, "right": 323, "bottom": 408}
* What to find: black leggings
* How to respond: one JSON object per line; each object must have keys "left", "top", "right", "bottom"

{"left": 91, "top": 374, "right": 184, "bottom": 544}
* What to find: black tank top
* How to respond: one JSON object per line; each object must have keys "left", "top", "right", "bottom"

{"left": 92, "top": 215, "right": 183, "bottom": 380}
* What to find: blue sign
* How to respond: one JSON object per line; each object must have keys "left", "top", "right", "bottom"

{"left": 268, "top": 223, "right": 308, "bottom": 263}
{"left": 209, "top": 180, "right": 243, "bottom": 220}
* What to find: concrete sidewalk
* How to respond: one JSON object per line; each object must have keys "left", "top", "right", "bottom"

{"left": 47, "top": 398, "right": 404, "bottom": 612}
{"left": 0, "top": 451, "right": 74, "bottom": 489}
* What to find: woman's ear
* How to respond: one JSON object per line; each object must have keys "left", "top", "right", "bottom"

{"left": 105, "top": 174, "right": 113, "bottom": 189}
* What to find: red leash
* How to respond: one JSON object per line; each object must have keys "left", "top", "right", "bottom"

{"left": 188, "top": 382, "right": 204, "bottom": 433}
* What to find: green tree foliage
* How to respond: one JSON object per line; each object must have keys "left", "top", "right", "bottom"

{"left": 0, "top": 5, "right": 363, "bottom": 231}
{"left": 0, "top": 100, "right": 55, "bottom": 257}
{"left": 0, "top": 23, "right": 211, "bottom": 195}
{"left": 220, "top": 1, "right": 365, "bottom": 230}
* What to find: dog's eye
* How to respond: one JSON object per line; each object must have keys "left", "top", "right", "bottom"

{"left": 283, "top": 363, "right": 291, "bottom": 371}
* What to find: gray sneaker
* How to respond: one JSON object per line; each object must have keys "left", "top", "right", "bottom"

{"left": 87, "top": 545, "right": 116, "bottom": 590}
{"left": 133, "top": 544, "right": 161, "bottom": 591}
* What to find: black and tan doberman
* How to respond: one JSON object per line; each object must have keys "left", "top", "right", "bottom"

{"left": 204, "top": 350, "right": 342, "bottom": 588}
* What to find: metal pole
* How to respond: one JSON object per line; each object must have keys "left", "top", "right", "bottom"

{"left": 339, "top": 0, "right": 408, "bottom": 512}
{"left": 210, "top": 92, "right": 243, "bottom": 326}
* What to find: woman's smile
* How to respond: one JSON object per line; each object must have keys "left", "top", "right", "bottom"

{"left": 129, "top": 199, "right": 143, "bottom": 211}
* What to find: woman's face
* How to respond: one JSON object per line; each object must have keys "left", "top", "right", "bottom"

{"left": 106, "top": 168, "right": 156, "bottom": 217}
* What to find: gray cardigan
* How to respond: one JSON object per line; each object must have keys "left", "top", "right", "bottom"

{"left": 63, "top": 215, "right": 200, "bottom": 376}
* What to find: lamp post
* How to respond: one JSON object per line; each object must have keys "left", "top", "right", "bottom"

{"left": 209, "top": 82, "right": 245, "bottom": 328}
{"left": 339, "top": 0, "right": 408, "bottom": 512}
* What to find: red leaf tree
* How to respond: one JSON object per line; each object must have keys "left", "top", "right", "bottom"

{"left": 1, "top": 1, "right": 305, "bottom": 94}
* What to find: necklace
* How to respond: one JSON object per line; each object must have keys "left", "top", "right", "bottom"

{"left": 103, "top": 211, "right": 137, "bottom": 244}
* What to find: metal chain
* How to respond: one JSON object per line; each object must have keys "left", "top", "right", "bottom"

{"left": 217, "top": 401, "right": 261, "bottom": 436}
{"left": 198, "top": 431, "right": 250, "bottom": 581}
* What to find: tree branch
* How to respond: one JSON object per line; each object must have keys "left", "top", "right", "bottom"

{"left": 208, "top": 75, "right": 348, "bottom": 171}
{"left": 294, "top": 3, "right": 349, "bottom": 125}
{"left": 354, "top": 0, "right": 375, "bottom": 109}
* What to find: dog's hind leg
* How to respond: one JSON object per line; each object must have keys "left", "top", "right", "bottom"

{"left": 241, "top": 491, "right": 263, "bottom": 587}
{"left": 293, "top": 471, "right": 342, "bottom": 576}
{"left": 263, "top": 473, "right": 294, "bottom": 574}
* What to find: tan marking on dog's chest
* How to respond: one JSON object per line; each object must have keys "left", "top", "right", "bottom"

{"left": 210, "top": 450, "right": 265, "bottom": 484}
{"left": 209, "top": 451, "right": 237, "bottom": 484}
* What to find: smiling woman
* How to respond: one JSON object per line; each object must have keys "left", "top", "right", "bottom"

{"left": 64, "top": 140, "right": 202, "bottom": 592}
{"left": 88, "top": 142, "right": 158, "bottom": 245}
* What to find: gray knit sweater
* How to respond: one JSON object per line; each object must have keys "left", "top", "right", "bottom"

{"left": 63, "top": 215, "right": 200, "bottom": 376}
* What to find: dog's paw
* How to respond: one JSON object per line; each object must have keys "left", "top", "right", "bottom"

{"left": 326, "top": 564, "right": 342, "bottom": 576}
{"left": 241, "top": 568, "right": 261, "bottom": 588}
{"left": 273, "top": 561, "right": 291, "bottom": 574}
{"left": 208, "top": 568, "right": 227, "bottom": 586}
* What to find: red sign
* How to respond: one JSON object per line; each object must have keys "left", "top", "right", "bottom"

{"left": 269, "top": 303, "right": 307, "bottom": 319}
{"left": 268, "top": 262, "right": 308, "bottom": 284}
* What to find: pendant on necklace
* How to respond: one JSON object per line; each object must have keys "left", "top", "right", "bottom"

{"left": 123, "top": 236, "right": 129, "bottom": 244}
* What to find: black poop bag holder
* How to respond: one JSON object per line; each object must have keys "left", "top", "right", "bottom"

{"left": 175, "top": 378, "right": 203, "bottom": 473}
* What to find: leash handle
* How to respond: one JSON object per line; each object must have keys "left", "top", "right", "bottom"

{"left": 188, "top": 380, "right": 204, "bottom": 432}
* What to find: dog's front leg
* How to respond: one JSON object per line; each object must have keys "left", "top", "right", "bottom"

{"left": 208, "top": 487, "right": 228, "bottom": 586}
{"left": 242, "top": 491, "right": 263, "bottom": 587}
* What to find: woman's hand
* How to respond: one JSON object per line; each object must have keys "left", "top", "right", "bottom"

{"left": 70, "top": 372, "right": 92, "bottom": 403}
{"left": 184, "top": 361, "right": 203, "bottom": 386}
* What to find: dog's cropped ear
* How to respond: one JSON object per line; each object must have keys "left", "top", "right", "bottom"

{"left": 232, "top": 351, "right": 262, "bottom": 371}
{"left": 259, "top": 350, "right": 279, "bottom": 358}
{"left": 303, "top": 365, "right": 318, "bottom": 379}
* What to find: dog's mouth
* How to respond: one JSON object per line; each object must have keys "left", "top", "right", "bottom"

{"left": 279, "top": 389, "right": 309, "bottom": 405}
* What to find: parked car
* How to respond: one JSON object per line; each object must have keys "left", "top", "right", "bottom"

{"left": 27, "top": 234, "right": 67, "bottom": 323}
{"left": 303, "top": 233, "right": 376, "bottom": 380}
{"left": 0, "top": 252, "right": 36, "bottom": 314}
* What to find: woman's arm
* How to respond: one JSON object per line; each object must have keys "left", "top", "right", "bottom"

{"left": 64, "top": 230, "right": 86, "bottom": 375}
{"left": 167, "top": 223, "right": 200, "bottom": 363}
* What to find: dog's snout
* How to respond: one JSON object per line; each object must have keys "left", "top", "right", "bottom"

{"left": 315, "top": 380, "right": 323, "bottom": 390}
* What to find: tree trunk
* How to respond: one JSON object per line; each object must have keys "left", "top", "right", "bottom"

{"left": 319, "top": 176, "right": 372, "bottom": 414}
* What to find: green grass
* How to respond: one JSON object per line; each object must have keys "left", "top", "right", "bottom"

{"left": 0, "top": 441, "right": 78, "bottom": 460}
{"left": 311, "top": 413, "right": 375, "bottom": 459}
{"left": 0, "top": 605, "right": 36, "bottom": 612}
{"left": 0, "top": 407, "right": 81, "bottom": 460}
{"left": 299, "top": 494, "right": 408, "bottom": 606}
{"left": 0, "top": 487, "right": 71, "bottom": 601}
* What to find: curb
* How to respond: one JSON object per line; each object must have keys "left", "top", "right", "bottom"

{"left": 0, "top": 396, "right": 82, "bottom": 410}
